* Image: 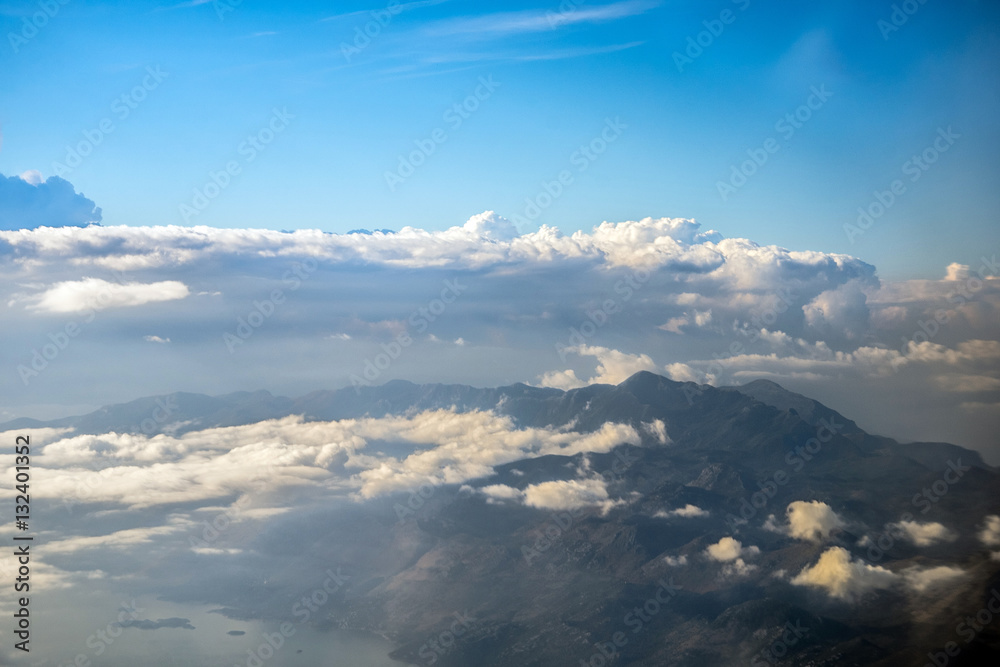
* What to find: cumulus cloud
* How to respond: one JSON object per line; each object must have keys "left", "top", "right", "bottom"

{"left": 891, "top": 520, "right": 957, "bottom": 547}
{"left": 1, "top": 212, "right": 996, "bottom": 464}
{"left": 654, "top": 504, "right": 708, "bottom": 519}
{"left": 7, "top": 410, "right": 639, "bottom": 510}
{"left": 802, "top": 281, "right": 870, "bottom": 341}
{"left": 663, "top": 555, "right": 688, "bottom": 567}
{"left": 0, "top": 172, "right": 102, "bottom": 230}
{"left": 477, "top": 477, "right": 624, "bottom": 513}
{"left": 704, "top": 537, "right": 760, "bottom": 578}
{"left": 902, "top": 566, "right": 966, "bottom": 594}
{"left": 705, "top": 537, "right": 759, "bottom": 562}
{"left": 979, "top": 515, "right": 1000, "bottom": 559}
{"left": 538, "top": 345, "right": 658, "bottom": 388}
{"left": 522, "top": 478, "right": 622, "bottom": 513}
{"left": 791, "top": 547, "right": 897, "bottom": 600}
{"left": 783, "top": 501, "right": 847, "bottom": 541}
{"left": 979, "top": 515, "right": 1000, "bottom": 546}
{"left": 23, "top": 278, "right": 190, "bottom": 314}
{"left": 480, "top": 484, "right": 525, "bottom": 503}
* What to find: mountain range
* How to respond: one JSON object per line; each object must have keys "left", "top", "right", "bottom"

{"left": 7, "top": 372, "right": 999, "bottom": 666}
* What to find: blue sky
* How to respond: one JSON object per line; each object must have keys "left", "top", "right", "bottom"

{"left": 1, "top": 0, "right": 997, "bottom": 279}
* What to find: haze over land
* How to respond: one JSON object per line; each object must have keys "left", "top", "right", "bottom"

{"left": 1, "top": 1, "right": 998, "bottom": 664}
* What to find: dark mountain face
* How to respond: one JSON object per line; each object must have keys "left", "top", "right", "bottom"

{"left": 8, "top": 372, "right": 999, "bottom": 665}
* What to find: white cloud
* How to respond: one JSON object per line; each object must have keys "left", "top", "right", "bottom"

{"left": 902, "top": 566, "right": 966, "bottom": 594}
{"left": 655, "top": 504, "right": 708, "bottom": 519}
{"left": 144, "top": 335, "right": 171, "bottom": 344}
{"left": 4, "top": 410, "right": 639, "bottom": 509}
{"left": 891, "top": 520, "right": 957, "bottom": 547}
{"left": 979, "top": 515, "right": 1000, "bottom": 547}
{"left": 784, "top": 501, "right": 846, "bottom": 542}
{"left": 19, "top": 170, "right": 44, "bottom": 185}
{"left": 705, "top": 537, "right": 759, "bottom": 562}
{"left": 24, "top": 278, "right": 189, "bottom": 313}
{"left": 791, "top": 547, "right": 897, "bottom": 601}
{"left": 537, "top": 369, "right": 587, "bottom": 391}
{"left": 480, "top": 484, "right": 524, "bottom": 503}
{"left": 641, "top": 419, "right": 670, "bottom": 444}
{"left": 803, "top": 281, "right": 870, "bottom": 341}
{"left": 663, "top": 555, "right": 688, "bottom": 567}
{"left": 521, "top": 478, "right": 621, "bottom": 513}
{"left": 426, "top": 0, "right": 662, "bottom": 37}
{"left": 538, "top": 345, "right": 658, "bottom": 388}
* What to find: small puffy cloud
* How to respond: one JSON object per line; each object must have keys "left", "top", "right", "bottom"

{"left": 785, "top": 501, "right": 847, "bottom": 541}
{"left": 705, "top": 537, "right": 759, "bottom": 578}
{"left": 705, "top": 537, "right": 759, "bottom": 562}
{"left": 24, "top": 278, "right": 190, "bottom": 314}
{"left": 891, "top": 520, "right": 957, "bottom": 547}
{"left": 0, "top": 172, "right": 102, "bottom": 230}
{"left": 663, "top": 555, "right": 688, "bottom": 567}
{"left": 522, "top": 478, "right": 621, "bottom": 514}
{"left": 723, "top": 558, "right": 758, "bottom": 578}
{"left": 660, "top": 309, "right": 712, "bottom": 334}
{"left": 655, "top": 504, "right": 708, "bottom": 519}
{"left": 479, "top": 484, "right": 524, "bottom": 503}
{"left": 791, "top": 547, "right": 897, "bottom": 601}
{"left": 537, "top": 369, "right": 587, "bottom": 391}
{"left": 902, "top": 566, "right": 966, "bottom": 594}
{"left": 944, "top": 263, "right": 969, "bottom": 281}
{"left": 538, "top": 345, "right": 658, "bottom": 388}
{"left": 144, "top": 335, "right": 171, "bottom": 344}
{"left": 641, "top": 419, "right": 670, "bottom": 444}
{"left": 978, "top": 515, "right": 1000, "bottom": 547}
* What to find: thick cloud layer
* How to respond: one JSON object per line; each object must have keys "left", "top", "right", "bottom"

{"left": 1, "top": 212, "right": 997, "bottom": 463}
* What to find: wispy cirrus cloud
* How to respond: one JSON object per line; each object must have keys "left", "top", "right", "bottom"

{"left": 424, "top": 0, "right": 661, "bottom": 38}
